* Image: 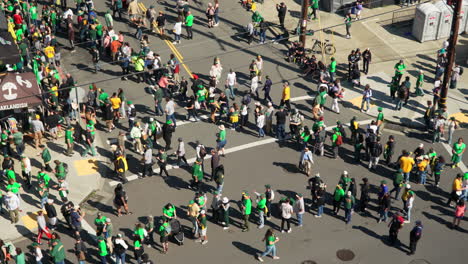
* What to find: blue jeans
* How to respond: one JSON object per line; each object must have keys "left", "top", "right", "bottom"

{"left": 226, "top": 85, "right": 235, "bottom": 99}
{"left": 276, "top": 123, "right": 285, "bottom": 139}
{"left": 258, "top": 210, "right": 264, "bottom": 227}
{"left": 261, "top": 245, "right": 277, "bottom": 257}
{"left": 329, "top": 71, "right": 336, "bottom": 82}
{"left": 16, "top": 143, "right": 25, "bottom": 156}
{"left": 403, "top": 172, "right": 410, "bottom": 182}
{"left": 361, "top": 98, "right": 370, "bottom": 111}
{"left": 379, "top": 209, "right": 388, "bottom": 222}
{"left": 345, "top": 208, "right": 352, "bottom": 224}
{"left": 258, "top": 127, "right": 265, "bottom": 137}
{"left": 297, "top": 213, "right": 303, "bottom": 226}
{"left": 317, "top": 205, "right": 324, "bottom": 216}
{"left": 155, "top": 102, "right": 164, "bottom": 115}
{"left": 259, "top": 31, "right": 266, "bottom": 43}
{"left": 174, "top": 33, "right": 181, "bottom": 42}
{"left": 100, "top": 255, "right": 107, "bottom": 264}
{"left": 40, "top": 196, "right": 48, "bottom": 208}
{"left": 216, "top": 183, "right": 224, "bottom": 193}
{"left": 115, "top": 253, "right": 126, "bottom": 264}
{"left": 419, "top": 171, "right": 427, "bottom": 184}
{"left": 166, "top": 113, "right": 177, "bottom": 127}
{"left": 55, "top": 261, "right": 65, "bottom": 264}
{"left": 395, "top": 99, "right": 404, "bottom": 110}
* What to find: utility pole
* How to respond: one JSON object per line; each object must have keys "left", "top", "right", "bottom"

{"left": 440, "top": 0, "right": 462, "bottom": 108}
{"left": 299, "top": 0, "right": 309, "bottom": 46}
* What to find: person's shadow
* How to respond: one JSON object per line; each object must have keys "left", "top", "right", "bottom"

{"left": 232, "top": 241, "right": 262, "bottom": 257}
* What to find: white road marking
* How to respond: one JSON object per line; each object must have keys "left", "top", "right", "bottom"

{"left": 81, "top": 219, "right": 97, "bottom": 240}
{"left": 108, "top": 119, "right": 374, "bottom": 186}
{"left": 441, "top": 142, "right": 467, "bottom": 172}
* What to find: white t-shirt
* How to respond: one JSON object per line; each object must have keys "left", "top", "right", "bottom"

{"left": 166, "top": 100, "right": 175, "bottom": 115}
{"left": 226, "top": 72, "right": 236, "bottom": 86}
{"left": 35, "top": 247, "right": 43, "bottom": 262}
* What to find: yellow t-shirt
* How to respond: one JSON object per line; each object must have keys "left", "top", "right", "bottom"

{"left": 44, "top": 46, "right": 55, "bottom": 58}
{"left": 282, "top": 86, "right": 290, "bottom": 100}
{"left": 452, "top": 178, "right": 462, "bottom": 191}
{"left": 417, "top": 160, "right": 428, "bottom": 171}
{"left": 50, "top": 86, "right": 58, "bottom": 97}
{"left": 399, "top": 156, "right": 415, "bottom": 173}
{"left": 110, "top": 97, "right": 122, "bottom": 109}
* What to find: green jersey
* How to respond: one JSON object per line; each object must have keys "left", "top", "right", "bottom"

{"left": 333, "top": 188, "right": 345, "bottom": 201}
{"left": 163, "top": 206, "right": 176, "bottom": 218}
{"left": 98, "top": 239, "right": 108, "bottom": 256}
{"left": 257, "top": 197, "right": 266, "bottom": 211}
{"left": 329, "top": 60, "right": 337, "bottom": 73}
{"left": 65, "top": 129, "right": 74, "bottom": 144}
{"left": 243, "top": 198, "right": 252, "bottom": 215}
{"left": 41, "top": 148, "right": 51, "bottom": 162}
{"left": 51, "top": 241, "right": 66, "bottom": 262}
{"left": 218, "top": 129, "right": 226, "bottom": 141}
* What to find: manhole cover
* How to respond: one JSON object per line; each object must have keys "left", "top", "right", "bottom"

{"left": 336, "top": 249, "right": 355, "bottom": 261}
{"left": 302, "top": 261, "right": 317, "bottom": 264}
{"left": 409, "top": 260, "right": 431, "bottom": 264}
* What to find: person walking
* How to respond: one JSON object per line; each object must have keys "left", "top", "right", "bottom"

{"left": 196, "top": 210, "right": 208, "bottom": 245}
{"left": 113, "top": 234, "right": 128, "bottom": 264}
{"left": 36, "top": 210, "right": 52, "bottom": 244}
{"left": 368, "top": 136, "right": 383, "bottom": 170}
{"left": 162, "top": 120, "right": 175, "bottom": 150}
{"left": 399, "top": 151, "right": 415, "bottom": 182}
{"left": 45, "top": 199, "right": 58, "bottom": 230}
{"left": 447, "top": 173, "right": 464, "bottom": 207}
{"left": 257, "top": 228, "right": 280, "bottom": 262}
{"left": 295, "top": 193, "right": 305, "bottom": 227}
{"left": 343, "top": 191, "right": 355, "bottom": 224}
{"left": 158, "top": 217, "right": 171, "bottom": 253}
{"left": 216, "top": 125, "right": 227, "bottom": 156}
{"left": 344, "top": 13, "right": 352, "bottom": 38}
{"left": 241, "top": 191, "right": 252, "bottom": 232}
{"left": 279, "top": 198, "right": 293, "bottom": 233}
{"left": 31, "top": 115, "right": 45, "bottom": 149}
{"left": 74, "top": 236, "right": 87, "bottom": 264}
{"left": 279, "top": 82, "right": 291, "bottom": 110}
{"left": 187, "top": 200, "right": 200, "bottom": 236}
{"left": 176, "top": 138, "right": 188, "bottom": 166}
{"left": 157, "top": 148, "right": 169, "bottom": 177}
{"left": 220, "top": 196, "right": 230, "bottom": 230}
{"left": 191, "top": 158, "right": 204, "bottom": 191}
{"left": 97, "top": 235, "right": 109, "bottom": 264}
{"left": 185, "top": 11, "right": 194, "bottom": 39}
{"left": 450, "top": 137, "right": 466, "bottom": 168}
{"left": 331, "top": 127, "right": 343, "bottom": 159}
{"left": 333, "top": 185, "right": 345, "bottom": 215}
{"left": 388, "top": 211, "right": 405, "bottom": 246}
{"left": 378, "top": 192, "right": 391, "bottom": 223}
{"left": 4, "top": 191, "right": 20, "bottom": 224}
{"left": 362, "top": 48, "right": 371, "bottom": 74}
{"left": 451, "top": 200, "right": 466, "bottom": 229}
{"left": 140, "top": 145, "right": 154, "bottom": 178}
{"left": 50, "top": 239, "right": 66, "bottom": 264}
{"left": 408, "top": 220, "right": 423, "bottom": 255}
{"left": 114, "top": 184, "right": 131, "bottom": 217}
{"left": 360, "top": 84, "right": 372, "bottom": 112}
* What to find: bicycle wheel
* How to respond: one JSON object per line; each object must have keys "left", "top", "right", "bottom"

{"left": 324, "top": 44, "right": 336, "bottom": 55}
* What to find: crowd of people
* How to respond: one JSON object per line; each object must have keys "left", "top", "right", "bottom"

{"left": 0, "top": 0, "right": 466, "bottom": 263}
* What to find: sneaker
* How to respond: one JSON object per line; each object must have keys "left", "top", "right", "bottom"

{"left": 201, "top": 240, "right": 208, "bottom": 245}
{"left": 258, "top": 225, "right": 264, "bottom": 229}
{"left": 223, "top": 227, "right": 229, "bottom": 230}
{"left": 214, "top": 23, "right": 219, "bottom": 27}
{"left": 242, "top": 229, "right": 248, "bottom": 232}
{"left": 314, "top": 215, "right": 322, "bottom": 218}
{"left": 404, "top": 220, "right": 410, "bottom": 223}
{"left": 273, "top": 256, "right": 280, "bottom": 260}
{"left": 281, "top": 230, "right": 285, "bottom": 233}
{"left": 287, "top": 228, "right": 292, "bottom": 233}
{"left": 346, "top": 35, "right": 350, "bottom": 39}
{"left": 195, "top": 239, "right": 202, "bottom": 242}
{"left": 172, "top": 41, "right": 178, "bottom": 44}
{"left": 258, "top": 256, "right": 264, "bottom": 262}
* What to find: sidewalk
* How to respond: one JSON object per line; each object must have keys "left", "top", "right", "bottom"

{"left": 256, "top": 1, "right": 468, "bottom": 126}
{"left": 1, "top": 125, "right": 106, "bottom": 242}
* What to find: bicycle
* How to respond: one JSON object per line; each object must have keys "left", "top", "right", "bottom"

{"left": 307, "top": 39, "right": 336, "bottom": 55}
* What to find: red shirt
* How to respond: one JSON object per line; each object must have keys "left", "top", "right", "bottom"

{"left": 13, "top": 14, "right": 23, "bottom": 25}
{"left": 110, "top": 40, "right": 122, "bottom": 53}
{"left": 158, "top": 77, "right": 169, "bottom": 88}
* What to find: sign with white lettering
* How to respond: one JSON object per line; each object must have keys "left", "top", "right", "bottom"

{"left": 0, "top": 72, "right": 42, "bottom": 110}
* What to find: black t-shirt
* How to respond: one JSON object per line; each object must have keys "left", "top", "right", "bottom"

{"left": 156, "top": 16, "right": 166, "bottom": 27}
{"left": 275, "top": 111, "right": 287, "bottom": 124}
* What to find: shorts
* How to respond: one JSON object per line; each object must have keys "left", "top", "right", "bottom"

{"left": 160, "top": 236, "right": 168, "bottom": 243}
{"left": 113, "top": 108, "right": 120, "bottom": 113}
{"left": 455, "top": 215, "right": 464, "bottom": 219}
{"left": 257, "top": 70, "right": 262, "bottom": 76}
{"left": 199, "top": 228, "right": 207, "bottom": 236}
{"left": 217, "top": 140, "right": 227, "bottom": 149}
{"left": 207, "top": 15, "right": 214, "bottom": 20}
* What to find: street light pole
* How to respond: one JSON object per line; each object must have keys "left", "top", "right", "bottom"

{"left": 299, "top": 0, "right": 309, "bottom": 46}
{"left": 440, "top": 0, "right": 462, "bottom": 108}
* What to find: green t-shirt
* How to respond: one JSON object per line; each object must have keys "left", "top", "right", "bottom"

{"left": 56, "top": 163, "right": 66, "bottom": 179}
{"left": 329, "top": 60, "right": 336, "bottom": 73}
{"left": 6, "top": 169, "right": 16, "bottom": 181}
{"left": 185, "top": 14, "right": 194, "bottom": 26}
{"left": 312, "top": 0, "right": 319, "bottom": 8}
{"left": 377, "top": 112, "right": 384, "bottom": 122}
{"left": 38, "top": 172, "right": 51, "bottom": 187}
{"left": 344, "top": 196, "right": 355, "bottom": 209}
{"left": 394, "top": 63, "right": 406, "bottom": 75}
{"left": 163, "top": 206, "right": 175, "bottom": 218}
{"left": 218, "top": 130, "right": 226, "bottom": 141}
{"left": 30, "top": 6, "right": 38, "bottom": 20}
{"left": 134, "top": 227, "right": 145, "bottom": 248}
{"left": 453, "top": 143, "right": 466, "bottom": 155}
{"left": 42, "top": 148, "right": 51, "bottom": 162}
{"left": 38, "top": 185, "right": 49, "bottom": 198}
{"left": 98, "top": 240, "right": 108, "bottom": 256}
{"left": 193, "top": 163, "right": 203, "bottom": 180}
{"left": 98, "top": 92, "right": 109, "bottom": 106}
{"left": 334, "top": 188, "right": 345, "bottom": 201}
{"left": 159, "top": 222, "right": 169, "bottom": 237}
{"left": 51, "top": 241, "right": 66, "bottom": 262}
{"left": 7, "top": 182, "right": 21, "bottom": 194}
{"left": 266, "top": 235, "right": 275, "bottom": 246}
{"left": 243, "top": 198, "right": 252, "bottom": 215}
{"left": 95, "top": 216, "right": 107, "bottom": 229}
{"left": 66, "top": 129, "right": 74, "bottom": 144}
{"left": 257, "top": 198, "right": 266, "bottom": 211}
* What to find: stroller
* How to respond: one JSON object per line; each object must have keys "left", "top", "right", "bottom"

{"left": 170, "top": 219, "right": 184, "bottom": 246}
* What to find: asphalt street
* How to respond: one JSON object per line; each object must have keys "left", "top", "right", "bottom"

{"left": 9, "top": 0, "right": 468, "bottom": 263}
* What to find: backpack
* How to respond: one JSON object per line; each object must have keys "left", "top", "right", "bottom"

{"left": 335, "top": 134, "right": 343, "bottom": 146}
{"left": 367, "top": 133, "right": 377, "bottom": 144}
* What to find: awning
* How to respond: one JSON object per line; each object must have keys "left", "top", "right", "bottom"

{"left": 0, "top": 72, "right": 42, "bottom": 110}
{"left": 0, "top": 10, "right": 21, "bottom": 65}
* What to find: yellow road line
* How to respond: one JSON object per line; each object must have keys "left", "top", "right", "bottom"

{"left": 449, "top": 112, "right": 468, "bottom": 124}
{"left": 139, "top": 3, "right": 191, "bottom": 76}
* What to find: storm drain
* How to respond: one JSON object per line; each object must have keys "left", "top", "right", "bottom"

{"left": 301, "top": 261, "right": 317, "bottom": 264}
{"left": 408, "top": 260, "right": 431, "bottom": 264}
{"left": 336, "top": 249, "right": 355, "bottom": 261}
